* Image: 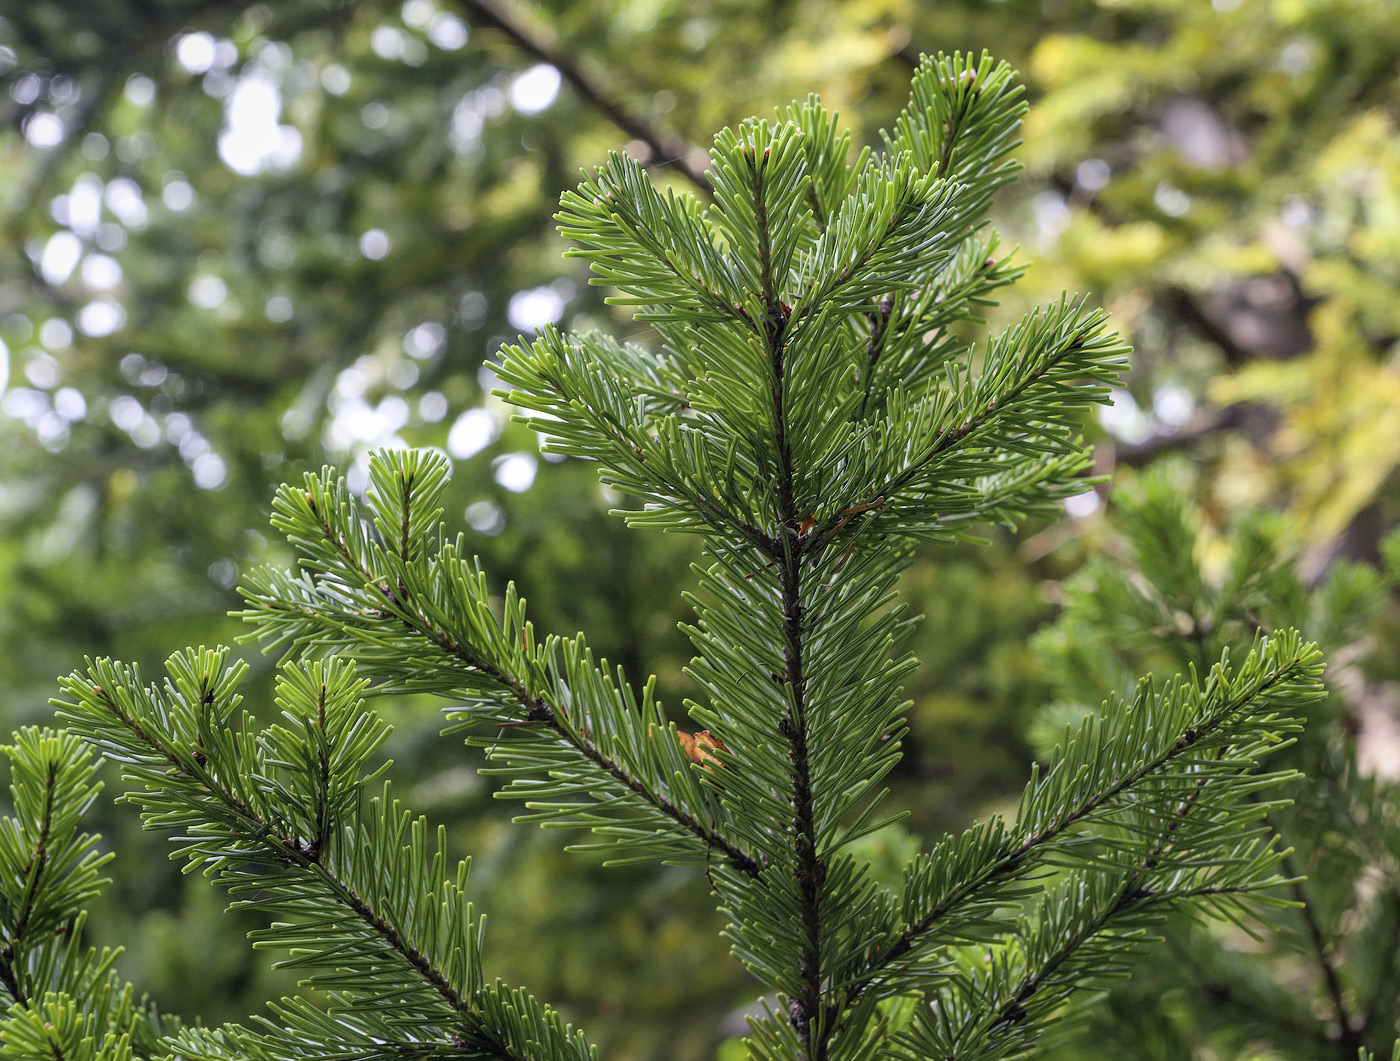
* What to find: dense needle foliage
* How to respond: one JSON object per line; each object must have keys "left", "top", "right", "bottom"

{"left": 0, "top": 52, "right": 1359, "bottom": 1061}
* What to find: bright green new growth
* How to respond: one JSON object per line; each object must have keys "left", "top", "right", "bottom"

{"left": 2, "top": 52, "right": 1335, "bottom": 1061}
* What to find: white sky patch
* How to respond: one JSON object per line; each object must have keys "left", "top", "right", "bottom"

{"left": 507, "top": 286, "right": 564, "bottom": 332}
{"left": 39, "top": 319, "right": 72, "bottom": 351}
{"left": 95, "top": 223, "right": 125, "bottom": 251}
{"left": 494, "top": 453, "right": 537, "bottom": 492}
{"left": 219, "top": 70, "right": 302, "bottom": 175}
{"left": 1154, "top": 182, "right": 1190, "bottom": 217}
{"left": 465, "top": 500, "right": 504, "bottom": 535}
{"left": 10, "top": 74, "right": 40, "bottom": 105}
{"left": 105, "top": 178, "right": 147, "bottom": 227}
{"left": 321, "top": 64, "right": 351, "bottom": 95}
{"left": 109, "top": 395, "right": 144, "bottom": 431}
{"left": 451, "top": 96, "right": 484, "bottom": 152}
{"left": 81, "top": 254, "right": 122, "bottom": 290}
{"left": 67, "top": 174, "right": 104, "bottom": 237}
{"left": 25, "top": 352, "right": 59, "bottom": 389}
{"left": 447, "top": 408, "right": 499, "bottom": 460}
{"left": 0, "top": 337, "right": 8, "bottom": 394}
{"left": 36, "top": 412, "right": 68, "bottom": 450}
{"left": 402, "top": 0, "right": 434, "bottom": 27}
{"left": 359, "top": 229, "right": 391, "bottom": 259}
{"left": 362, "top": 101, "right": 390, "bottom": 129}
{"left": 449, "top": 85, "right": 504, "bottom": 155}
{"left": 509, "top": 64, "right": 561, "bottom": 115}
{"left": 1032, "top": 190, "right": 1070, "bottom": 246}
{"left": 428, "top": 13, "right": 469, "bottom": 50}
{"left": 189, "top": 275, "right": 228, "bottom": 309}
{"left": 2, "top": 388, "right": 47, "bottom": 422}
{"left": 192, "top": 452, "right": 227, "bottom": 489}
{"left": 371, "top": 25, "right": 408, "bottom": 61}
{"left": 419, "top": 391, "right": 448, "bottom": 423}
{"left": 163, "top": 178, "right": 195, "bottom": 211}
{"left": 1152, "top": 383, "right": 1195, "bottom": 429}
{"left": 176, "top": 32, "right": 217, "bottom": 74}
{"left": 165, "top": 412, "right": 192, "bottom": 444}
{"left": 78, "top": 300, "right": 126, "bottom": 337}
{"left": 265, "top": 294, "right": 293, "bottom": 322}
{"left": 1063, "top": 490, "right": 1101, "bottom": 518}
{"left": 25, "top": 112, "right": 65, "bottom": 148}
{"left": 404, "top": 321, "right": 446, "bottom": 359}
{"left": 388, "top": 359, "right": 418, "bottom": 390}
{"left": 40, "top": 232, "right": 82, "bottom": 285}
{"left": 53, "top": 387, "right": 86, "bottom": 421}
{"left": 1098, "top": 387, "right": 1153, "bottom": 445}
{"left": 1076, "top": 158, "right": 1110, "bottom": 192}
{"left": 125, "top": 75, "right": 156, "bottom": 106}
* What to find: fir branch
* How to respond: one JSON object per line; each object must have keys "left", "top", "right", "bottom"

{"left": 495, "top": 329, "right": 775, "bottom": 550}
{"left": 874, "top": 304, "right": 1118, "bottom": 507}
{"left": 906, "top": 732, "right": 1301, "bottom": 1060}
{"left": 0, "top": 731, "right": 112, "bottom": 1012}
{"left": 323, "top": 507, "right": 760, "bottom": 877}
{"left": 847, "top": 636, "right": 1319, "bottom": 1006}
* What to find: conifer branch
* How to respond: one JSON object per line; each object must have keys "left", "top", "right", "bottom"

{"left": 0, "top": 756, "right": 56, "bottom": 1006}
{"left": 20, "top": 51, "right": 1342, "bottom": 1061}
{"left": 876, "top": 319, "right": 1104, "bottom": 505}
{"left": 845, "top": 641, "right": 1315, "bottom": 1009}
{"left": 64, "top": 670, "right": 534, "bottom": 1061}
{"left": 770, "top": 363, "right": 826, "bottom": 1061}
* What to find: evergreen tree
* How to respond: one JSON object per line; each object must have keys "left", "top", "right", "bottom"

{"left": 2, "top": 53, "right": 1339, "bottom": 1060}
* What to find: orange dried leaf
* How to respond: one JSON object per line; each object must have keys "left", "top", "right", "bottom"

{"left": 678, "top": 729, "right": 728, "bottom": 769}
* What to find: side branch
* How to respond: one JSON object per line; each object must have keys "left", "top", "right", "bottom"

{"left": 847, "top": 653, "right": 1306, "bottom": 1004}
{"left": 306, "top": 502, "right": 763, "bottom": 877}
{"left": 879, "top": 332, "right": 1094, "bottom": 503}
{"left": 0, "top": 759, "right": 58, "bottom": 1006}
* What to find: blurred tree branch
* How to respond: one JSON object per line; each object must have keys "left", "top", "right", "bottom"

{"left": 456, "top": 0, "right": 713, "bottom": 193}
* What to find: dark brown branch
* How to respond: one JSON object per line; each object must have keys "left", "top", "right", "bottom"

{"left": 1161, "top": 284, "right": 1251, "bottom": 367}
{"left": 1280, "top": 847, "right": 1360, "bottom": 1058}
{"left": 1109, "top": 406, "right": 1243, "bottom": 466}
{"left": 768, "top": 323, "right": 826, "bottom": 1061}
{"left": 456, "top": 0, "right": 712, "bottom": 193}
{"left": 892, "top": 42, "right": 922, "bottom": 71}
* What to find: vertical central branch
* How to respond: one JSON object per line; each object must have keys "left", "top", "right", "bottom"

{"left": 777, "top": 533, "right": 825, "bottom": 1061}
{"left": 748, "top": 138, "right": 824, "bottom": 1061}
{"left": 763, "top": 290, "right": 824, "bottom": 1061}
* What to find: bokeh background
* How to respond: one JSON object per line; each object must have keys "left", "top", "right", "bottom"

{"left": 2, "top": 0, "right": 1399, "bottom": 1058}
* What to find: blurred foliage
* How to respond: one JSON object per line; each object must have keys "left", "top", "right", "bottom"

{"left": 0, "top": 0, "right": 1398, "bottom": 1057}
